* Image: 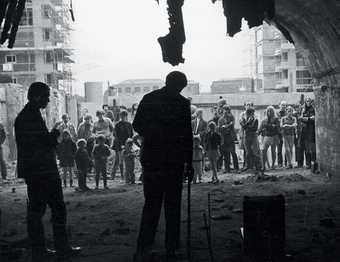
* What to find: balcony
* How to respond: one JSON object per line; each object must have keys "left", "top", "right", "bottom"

{"left": 274, "top": 48, "right": 281, "bottom": 56}
{"left": 276, "top": 79, "right": 289, "bottom": 87}
{"left": 281, "top": 42, "right": 295, "bottom": 50}
{"left": 1, "top": 63, "right": 35, "bottom": 72}
{"left": 275, "top": 62, "right": 290, "bottom": 72}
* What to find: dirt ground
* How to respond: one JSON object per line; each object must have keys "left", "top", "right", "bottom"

{"left": 1, "top": 167, "right": 340, "bottom": 262}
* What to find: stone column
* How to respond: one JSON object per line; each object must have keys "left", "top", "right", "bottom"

{"left": 314, "top": 86, "right": 340, "bottom": 176}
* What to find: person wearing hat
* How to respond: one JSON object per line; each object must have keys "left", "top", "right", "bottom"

{"left": 218, "top": 105, "right": 239, "bottom": 173}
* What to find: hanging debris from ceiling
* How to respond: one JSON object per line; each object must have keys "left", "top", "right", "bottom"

{"left": 0, "top": 0, "right": 26, "bottom": 48}
{"left": 214, "top": 0, "right": 275, "bottom": 37}
{"left": 157, "top": 0, "right": 186, "bottom": 66}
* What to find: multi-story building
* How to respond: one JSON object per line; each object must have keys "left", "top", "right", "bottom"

{"left": 104, "top": 79, "right": 200, "bottom": 106}
{"left": 254, "top": 23, "right": 313, "bottom": 93}
{"left": 210, "top": 77, "right": 255, "bottom": 94}
{"left": 0, "top": 0, "right": 74, "bottom": 94}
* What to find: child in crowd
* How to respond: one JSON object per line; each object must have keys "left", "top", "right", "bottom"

{"left": 75, "top": 139, "right": 91, "bottom": 191}
{"left": 123, "top": 138, "right": 136, "bottom": 184}
{"left": 205, "top": 122, "right": 221, "bottom": 183}
{"left": 57, "top": 130, "right": 77, "bottom": 187}
{"left": 243, "top": 108, "right": 262, "bottom": 175}
{"left": 281, "top": 106, "right": 297, "bottom": 169}
{"left": 192, "top": 135, "right": 204, "bottom": 184}
{"left": 92, "top": 134, "right": 111, "bottom": 189}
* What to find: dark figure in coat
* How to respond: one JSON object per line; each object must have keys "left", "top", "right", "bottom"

{"left": 112, "top": 110, "right": 133, "bottom": 180}
{"left": 218, "top": 105, "right": 239, "bottom": 173}
{"left": 14, "top": 82, "right": 81, "bottom": 262}
{"left": 0, "top": 122, "right": 7, "bottom": 179}
{"left": 132, "top": 71, "right": 193, "bottom": 262}
{"left": 300, "top": 98, "right": 317, "bottom": 170}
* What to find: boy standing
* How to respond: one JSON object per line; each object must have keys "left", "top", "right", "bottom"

{"left": 75, "top": 139, "right": 91, "bottom": 191}
{"left": 123, "top": 138, "right": 136, "bottom": 184}
{"left": 205, "top": 122, "right": 221, "bottom": 183}
{"left": 192, "top": 135, "right": 204, "bottom": 184}
{"left": 92, "top": 134, "right": 111, "bottom": 189}
{"left": 57, "top": 130, "right": 77, "bottom": 187}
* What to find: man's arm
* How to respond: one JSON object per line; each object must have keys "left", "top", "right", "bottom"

{"left": 128, "top": 123, "right": 133, "bottom": 138}
{"left": 258, "top": 120, "right": 265, "bottom": 136}
{"left": 0, "top": 123, "right": 6, "bottom": 145}
{"left": 77, "top": 124, "right": 83, "bottom": 139}
{"left": 183, "top": 101, "right": 193, "bottom": 167}
{"left": 108, "top": 118, "right": 114, "bottom": 133}
{"left": 132, "top": 96, "right": 150, "bottom": 136}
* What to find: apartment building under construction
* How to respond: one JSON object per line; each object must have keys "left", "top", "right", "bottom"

{"left": 0, "top": 0, "right": 74, "bottom": 94}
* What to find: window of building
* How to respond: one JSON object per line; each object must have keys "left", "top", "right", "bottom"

{"left": 282, "top": 52, "right": 288, "bottom": 62}
{"left": 296, "top": 70, "right": 311, "bottom": 78}
{"left": 125, "top": 87, "right": 131, "bottom": 93}
{"left": 43, "top": 28, "right": 52, "bottom": 41}
{"left": 296, "top": 70, "right": 312, "bottom": 85}
{"left": 44, "top": 51, "right": 54, "bottom": 63}
{"left": 296, "top": 53, "right": 307, "bottom": 67}
{"left": 256, "top": 43, "right": 263, "bottom": 58}
{"left": 19, "top": 8, "right": 33, "bottom": 26}
{"left": 143, "top": 86, "right": 150, "bottom": 92}
{"left": 256, "top": 29, "right": 263, "bottom": 42}
{"left": 118, "top": 87, "right": 122, "bottom": 93}
{"left": 282, "top": 69, "right": 288, "bottom": 79}
{"left": 6, "top": 55, "right": 16, "bottom": 63}
{"left": 45, "top": 73, "right": 53, "bottom": 85}
{"left": 42, "top": 5, "right": 51, "bottom": 18}
{"left": 152, "top": 86, "right": 158, "bottom": 91}
{"left": 134, "top": 86, "right": 141, "bottom": 93}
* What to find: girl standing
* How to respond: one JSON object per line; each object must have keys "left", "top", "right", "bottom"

{"left": 205, "top": 122, "right": 221, "bottom": 183}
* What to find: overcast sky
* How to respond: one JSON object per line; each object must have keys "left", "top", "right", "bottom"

{"left": 71, "top": 0, "right": 253, "bottom": 95}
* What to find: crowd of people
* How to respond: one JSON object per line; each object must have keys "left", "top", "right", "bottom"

{"left": 12, "top": 74, "right": 319, "bottom": 262}
{"left": 53, "top": 103, "right": 138, "bottom": 191}
{"left": 190, "top": 96, "right": 317, "bottom": 183}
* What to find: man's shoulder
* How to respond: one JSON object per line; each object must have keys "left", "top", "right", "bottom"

{"left": 143, "top": 89, "right": 162, "bottom": 100}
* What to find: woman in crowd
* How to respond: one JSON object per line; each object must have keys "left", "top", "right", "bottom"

{"left": 258, "top": 106, "right": 280, "bottom": 170}
{"left": 281, "top": 106, "right": 297, "bottom": 169}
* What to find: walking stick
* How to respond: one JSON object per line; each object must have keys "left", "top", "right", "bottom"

{"left": 187, "top": 173, "right": 192, "bottom": 262}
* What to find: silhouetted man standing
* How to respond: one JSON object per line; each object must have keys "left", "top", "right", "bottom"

{"left": 133, "top": 71, "right": 193, "bottom": 262}
{"left": 15, "top": 82, "right": 81, "bottom": 262}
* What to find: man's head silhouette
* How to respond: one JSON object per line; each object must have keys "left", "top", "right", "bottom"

{"left": 27, "top": 82, "right": 50, "bottom": 109}
{"left": 165, "top": 71, "right": 187, "bottom": 93}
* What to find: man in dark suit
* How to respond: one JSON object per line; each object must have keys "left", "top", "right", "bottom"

{"left": 15, "top": 82, "right": 81, "bottom": 262}
{"left": 133, "top": 71, "right": 193, "bottom": 262}
{"left": 192, "top": 108, "right": 208, "bottom": 142}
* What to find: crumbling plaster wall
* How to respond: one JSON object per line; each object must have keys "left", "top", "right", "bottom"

{"left": 273, "top": 0, "right": 340, "bottom": 175}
